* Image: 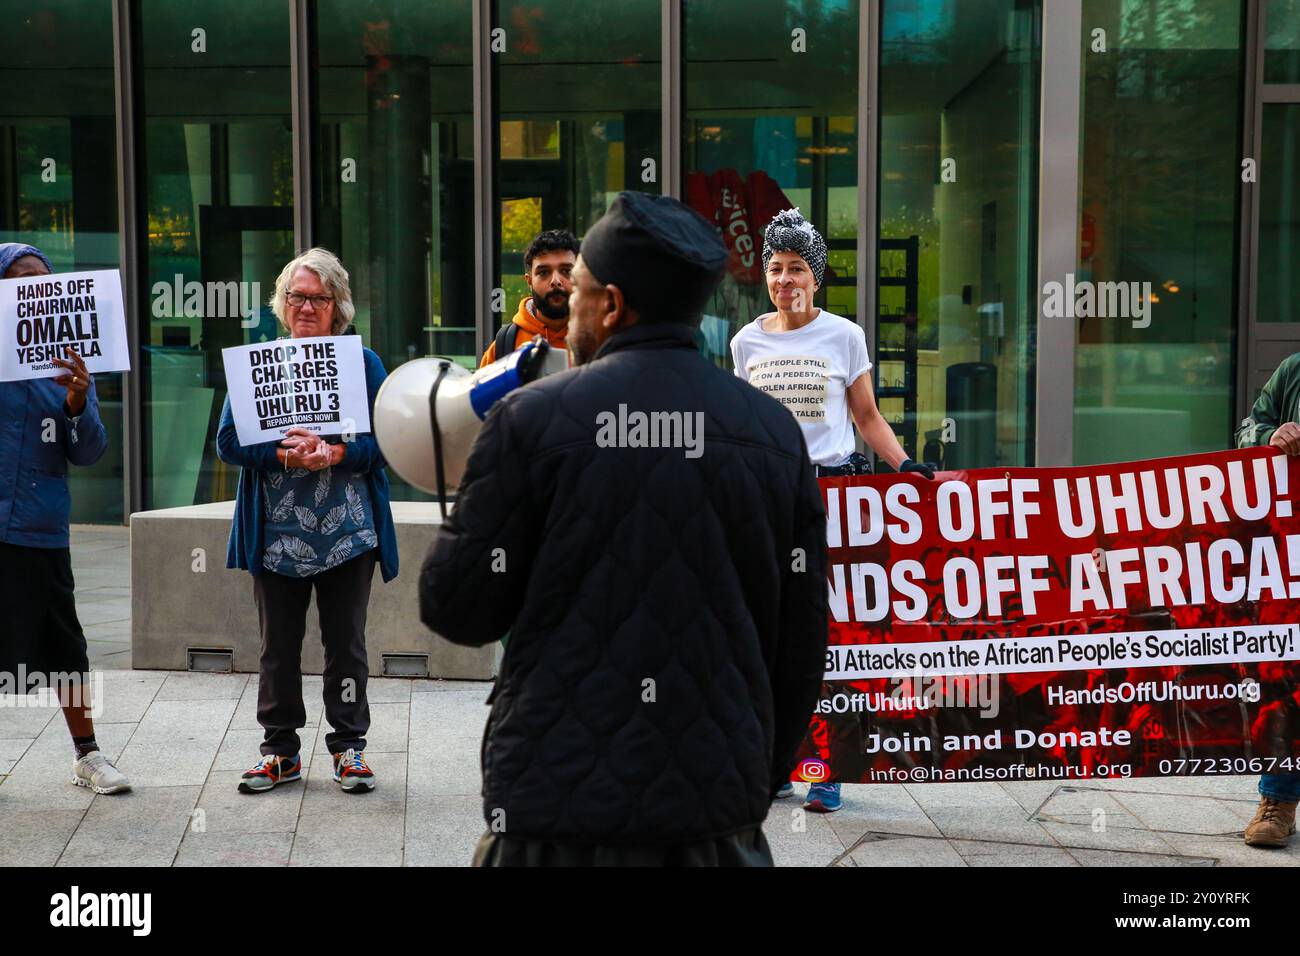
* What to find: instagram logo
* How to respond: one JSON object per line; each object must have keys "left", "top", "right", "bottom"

{"left": 798, "top": 759, "right": 828, "bottom": 782}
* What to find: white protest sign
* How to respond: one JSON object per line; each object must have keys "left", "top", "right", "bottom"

{"left": 0, "top": 268, "right": 130, "bottom": 382}
{"left": 222, "top": 335, "right": 371, "bottom": 447}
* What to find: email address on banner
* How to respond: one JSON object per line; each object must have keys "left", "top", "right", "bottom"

{"left": 825, "top": 623, "right": 1300, "bottom": 679}
{"left": 871, "top": 755, "right": 1300, "bottom": 782}
{"left": 868, "top": 762, "right": 1136, "bottom": 782}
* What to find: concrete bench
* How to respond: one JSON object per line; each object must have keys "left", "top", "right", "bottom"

{"left": 130, "top": 501, "right": 496, "bottom": 679}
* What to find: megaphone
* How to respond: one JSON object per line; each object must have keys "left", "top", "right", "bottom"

{"left": 374, "top": 336, "right": 568, "bottom": 516}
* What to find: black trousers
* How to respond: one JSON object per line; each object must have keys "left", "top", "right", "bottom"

{"left": 0, "top": 541, "right": 90, "bottom": 680}
{"left": 252, "top": 551, "right": 375, "bottom": 757}
{"left": 471, "top": 827, "right": 774, "bottom": 867}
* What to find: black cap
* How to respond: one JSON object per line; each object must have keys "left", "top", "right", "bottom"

{"left": 580, "top": 191, "right": 727, "bottom": 322}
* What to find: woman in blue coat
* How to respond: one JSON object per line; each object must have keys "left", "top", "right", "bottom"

{"left": 217, "top": 248, "right": 398, "bottom": 796}
{"left": 0, "top": 242, "right": 129, "bottom": 795}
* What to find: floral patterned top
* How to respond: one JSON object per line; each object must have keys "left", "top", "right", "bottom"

{"left": 260, "top": 464, "right": 377, "bottom": 577}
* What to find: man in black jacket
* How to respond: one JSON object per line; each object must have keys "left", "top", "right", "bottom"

{"left": 419, "top": 192, "right": 828, "bottom": 866}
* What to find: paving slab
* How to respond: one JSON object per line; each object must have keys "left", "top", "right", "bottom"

{"left": 290, "top": 808, "right": 405, "bottom": 866}
{"left": 762, "top": 808, "right": 847, "bottom": 867}
{"left": 0, "top": 737, "right": 34, "bottom": 774}
{"left": 0, "top": 810, "right": 88, "bottom": 866}
{"left": 951, "top": 839, "right": 1080, "bottom": 866}
{"left": 174, "top": 830, "right": 295, "bottom": 867}
{"left": 847, "top": 833, "right": 968, "bottom": 867}
{"left": 114, "top": 697, "right": 236, "bottom": 787}
{"left": 404, "top": 794, "right": 485, "bottom": 867}
{"left": 1108, "top": 790, "right": 1250, "bottom": 836}
{"left": 57, "top": 785, "right": 202, "bottom": 867}
{"left": 93, "top": 672, "right": 164, "bottom": 723}
{"left": 1069, "top": 847, "right": 1217, "bottom": 867}
{"left": 822, "top": 784, "right": 943, "bottom": 843}
{"left": 156, "top": 672, "right": 248, "bottom": 700}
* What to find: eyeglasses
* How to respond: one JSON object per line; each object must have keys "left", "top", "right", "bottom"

{"left": 285, "top": 291, "right": 335, "bottom": 308}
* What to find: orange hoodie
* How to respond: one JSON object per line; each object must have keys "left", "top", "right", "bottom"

{"left": 479, "top": 296, "right": 569, "bottom": 367}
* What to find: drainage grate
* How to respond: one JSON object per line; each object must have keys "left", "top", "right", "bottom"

{"left": 186, "top": 647, "right": 234, "bottom": 673}
{"left": 381, "top": 653, "right": 430, "bottom": 678}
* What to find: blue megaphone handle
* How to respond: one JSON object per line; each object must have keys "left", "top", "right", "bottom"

{"left": 467, "top": 338, "right": 549, "bottom": 420}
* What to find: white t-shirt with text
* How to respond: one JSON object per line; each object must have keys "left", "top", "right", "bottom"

{"left": 730, "top": 310, "right": 872, "bottom": 468}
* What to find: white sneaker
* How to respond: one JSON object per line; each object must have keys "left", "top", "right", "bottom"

{"left": 72, "top": 751, "right": 132, "bottom": 794}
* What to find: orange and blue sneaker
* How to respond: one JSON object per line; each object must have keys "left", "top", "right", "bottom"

{"left": 332, "top": 748, "right": 375, "bottom": 793}
{"left": 237, "top": 754, "right": 302, "bottom": 794}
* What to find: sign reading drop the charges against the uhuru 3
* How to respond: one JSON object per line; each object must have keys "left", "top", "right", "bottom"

{"left": 0, "top": 269, "right": 129, "bottom": 381}
{"left": 222, "top": 336, "right": 370, "bottom": 447}
{"left": 793, "top": 447, "right": 1300, "bottom": 785}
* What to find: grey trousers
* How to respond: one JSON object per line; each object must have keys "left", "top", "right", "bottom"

{"left": 252, "top": 551, "right": 376, "bottom": 757}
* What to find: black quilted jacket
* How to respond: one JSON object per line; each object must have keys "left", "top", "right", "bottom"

{"left": 419, "top": 321, "right": 828, "bottom": 844}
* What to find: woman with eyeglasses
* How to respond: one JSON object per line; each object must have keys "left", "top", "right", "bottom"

{"left": 216, "top": 248, "right": 398, "bottom": 797}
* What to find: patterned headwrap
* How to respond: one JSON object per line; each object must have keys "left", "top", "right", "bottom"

{"left": 760, "top": 208, "right": 827, "bottom": 287}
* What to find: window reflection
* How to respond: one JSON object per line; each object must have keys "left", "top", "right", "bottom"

{"left": 494, "top": 0, "right": 660, "bottom": 311}
{"left": 139, "top": 0, "right": 294, "bottom": 509}
{"left": 880, "top": 0, "right": 1041, "bottom": 467}
{"left": 0, "top": 0, "right": 123, "bottom": 522}
{"left": 1074, "top": 0, "right": 1242, "bottom": 465}
{"left": 684, "top": 0, "right": 860, "bottom": 371}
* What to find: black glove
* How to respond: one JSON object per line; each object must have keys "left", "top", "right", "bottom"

{"left": 899, "top": 458, "right": 936, "bottom": 480}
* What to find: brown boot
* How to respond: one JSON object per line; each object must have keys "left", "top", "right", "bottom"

{"left": 1244, "top": 796, "right": 1297, "bottom": 848}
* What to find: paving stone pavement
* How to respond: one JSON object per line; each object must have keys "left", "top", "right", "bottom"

{"left": 0, "top": 526, "right": 1291, "bottom": 867}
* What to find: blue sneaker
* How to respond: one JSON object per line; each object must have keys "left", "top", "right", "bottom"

{"left": 804, "top": 782, "right": 841, "bottom": 813}
{"left": 775, "top": 782, "right": 795, "bottom": 799}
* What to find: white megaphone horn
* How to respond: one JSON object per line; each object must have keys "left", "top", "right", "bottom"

{"left": 374, "top": 336, "right": 569, "bottom": 517}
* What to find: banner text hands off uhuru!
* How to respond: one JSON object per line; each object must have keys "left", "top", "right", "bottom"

{"left": 824, "top": 452, "right": 1299, "bottom": 624}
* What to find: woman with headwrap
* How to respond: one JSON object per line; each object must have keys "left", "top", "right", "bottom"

{"left": 730, "top": 208, "right": 935, "bottom": 813}
{"left": 0, "top": 242, "right": 129, "bottom": 794}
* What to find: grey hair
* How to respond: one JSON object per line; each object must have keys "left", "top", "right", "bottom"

{"left": 270, "top": 247, "right": 356, "bottom": 335}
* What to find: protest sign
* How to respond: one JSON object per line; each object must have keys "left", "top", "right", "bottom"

{"left": 0, "top": 269, "right": 129, "bottom": 381}
{"left": 222, "top": 335, "right": 371, "bottom": 446}
{"left": 795, "top": 448, "right": 1300, "bottom": 784}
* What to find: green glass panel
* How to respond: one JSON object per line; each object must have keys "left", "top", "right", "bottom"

{"left": 0, "top": 1, "right": 123, "bottom": 523}
{"left": 1259, "top": 104, "right": 1300, "bottom": 324}
{"left": 879, "top": 0, "right": 1041, "bottom": 467}
{"left": 138, "top": 0, "right": 293, "bottom": 509}
{"left": 316, "top": 0, "right": 475, "bottom": 503}
{"left": 684, "top": 0, "right": 859, "bottom": 370}
{"left": 1074, "top": 0, "right": 1244, "bottom": 466}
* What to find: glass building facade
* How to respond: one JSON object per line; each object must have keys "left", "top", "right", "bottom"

{"left": 1, "top": 0, "right": 1296, "bottom": 521}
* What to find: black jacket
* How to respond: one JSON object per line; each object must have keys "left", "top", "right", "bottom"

{"left": 419, "top": 322, "right": 828, "bottom": 844}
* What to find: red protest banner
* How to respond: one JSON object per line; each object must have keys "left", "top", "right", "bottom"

{"left": 794, "top": 447, "right": 1300, "bottom": 785}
